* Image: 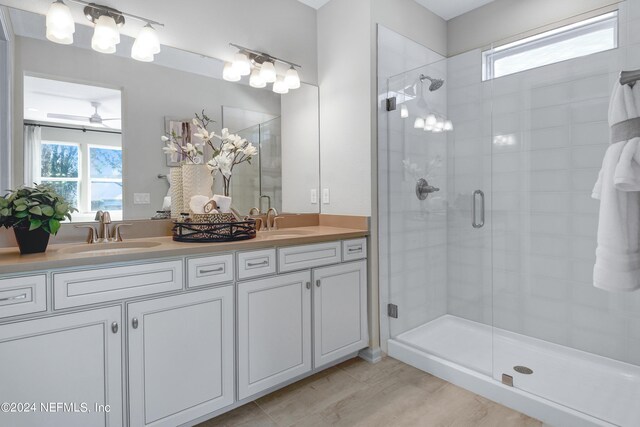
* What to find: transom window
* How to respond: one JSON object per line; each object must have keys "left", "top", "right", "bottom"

{"left": 482, "top": 11, "right": 618, "bottom": 81}
{"left": 39, "top": 141, "right": 122, "bottom": 218}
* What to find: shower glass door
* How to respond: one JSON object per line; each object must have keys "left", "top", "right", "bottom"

{"left": 383, "top": 57, "right": 494, "bottom": 376}
{"left": 489, "top": 2, "right": 640, "bottom": 425}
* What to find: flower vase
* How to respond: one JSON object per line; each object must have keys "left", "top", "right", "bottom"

{"left": 182, "top": 163, "right": 213, "bottom": 212}
{"left": 170, "top": 167, "right": 183, "bottom": 219}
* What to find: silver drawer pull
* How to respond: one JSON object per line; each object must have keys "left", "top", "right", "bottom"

{"left": 0, "top": 293, "right": 27, "bottom": 303}
{"left": 348, "top": 246, "right": 362, "bottom": 252}
{"left": 199, "top": 266, "right": 224, "bottom": 274}
{"left": 247, "top": 260, "right": 268, "bottom": 267}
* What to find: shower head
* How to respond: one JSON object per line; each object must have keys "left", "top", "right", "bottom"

{"left": 419, "top": 74, "right": 444, "bottom": 91}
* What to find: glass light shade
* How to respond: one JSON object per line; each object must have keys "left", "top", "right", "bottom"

{"left": 414, "top": 117, "right": 425, "bottom": 129}
{"left": 131, "top": 24, "right": 160, "bottom": 62}
{"left": 400, "top": 105, "right": 409, "bottom": 119}
{"left": 284, "top": 67, "right": 301, "bottom": 89}
{"left": 444, "top": 120, "right": 453, "bottom": 131}
{"left": 91, "top": 15, "right": 120, "bottom": 54}
{"left": 435, "top": 119, "right": 445, "bottom": 131}
{"left": 260, "top": 61, "right": 277, "bottom": 83}
{"left": 424, "top": 122, "right": 433, "bottom": 131}
{"left": 425, "top": 114, "right": 437, "bottom": 126}
{"left": 249, "top": 69, "right": 266, "bottom": 88}
{"left": 46, "top": 1, "right": 75, "bottom": 45}
{"left": 223, "top": 62, "right": 241, "bottom": 82}
{"left": 232, "top": 52, "right": 251, "bottom": 76}
{"left": 432, "top": 128, "right": 443, "bottom": 133}
{"left": 273, "top": 77, "right": 289, "bottom": 94}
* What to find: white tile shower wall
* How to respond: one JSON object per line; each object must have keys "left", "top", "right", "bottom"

{"left": 378, "top": 26, "right": 449, "bottom": 340}
{"left": 445, "top": 2, "right": 640, "bottom": 365}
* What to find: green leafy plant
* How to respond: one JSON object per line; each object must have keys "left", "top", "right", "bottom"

{"left": 0, "top": 184, "right": 78, "bottom": 235}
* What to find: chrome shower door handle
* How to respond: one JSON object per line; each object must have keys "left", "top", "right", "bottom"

{"left": 472, "top": 190, "right": 485, "bottom": 229}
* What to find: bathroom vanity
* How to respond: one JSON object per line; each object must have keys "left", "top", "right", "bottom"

{"left": 0, "top": 228, "right": 368, "bottom": 427}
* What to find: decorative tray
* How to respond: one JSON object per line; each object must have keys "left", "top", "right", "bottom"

{"left": 172, "top": 219, "right": 257, "bottom": 243}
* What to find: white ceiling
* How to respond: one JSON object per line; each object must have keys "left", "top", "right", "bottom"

{"left": 296, "top": 0, "right": 331, "bottom": 9}
{"left": 24, "top": 76, "right": 122, "bottom": 130}
{"left": 413, "top": 0, "right": 496, "bottom": 20}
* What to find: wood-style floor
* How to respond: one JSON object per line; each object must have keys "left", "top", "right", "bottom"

{"left": 198, "top": 356, "right": 542, "bottom": 427}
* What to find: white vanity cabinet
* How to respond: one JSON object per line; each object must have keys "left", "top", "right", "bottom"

{"left": 127, "top": 286, "right": 234, "bottom": 427}
{"left": 313, "top": 260, "right": 368, "bottom": 368}
{"left": 0, "top": 306, "right": 123, "bottom": 427}
{"left": 237, "top": 271, "right": 312, "bottom": 400}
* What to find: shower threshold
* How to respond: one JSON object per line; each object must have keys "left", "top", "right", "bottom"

{"left": 388, "top": 315, "right": 640, "bottom": 427}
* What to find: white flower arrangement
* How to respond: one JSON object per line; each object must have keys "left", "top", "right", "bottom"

{"left": 193, "top": 111, "right": 258, "bottom": 197}
{"left": 161, "top": 126, "right": 204, "bottom": 164}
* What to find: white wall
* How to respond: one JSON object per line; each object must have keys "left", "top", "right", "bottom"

{"left": 1, "top": 0, "right": 319, "bottom": 85}
{"left": 13, "top": 36, "right": 281, "bottom": 219}
{"left": 0, "top": 8, "right": 12, "bottom": 194}
{"left": 317, "top": 0, "right": 372, "bottom": 216}
{"left": 281, "top": 84, "right": 320, "bottom": 213}
{"left": 447, "top": 0, "right": 620, "bottom": 56}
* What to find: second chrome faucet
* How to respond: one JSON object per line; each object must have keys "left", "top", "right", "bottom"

{"left": 76, "top": 210, "right": 132, "bottom": 243}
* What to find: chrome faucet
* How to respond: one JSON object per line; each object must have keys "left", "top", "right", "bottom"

{"left": 75, "top": 211, "right": 131, "bottom": 243}
{"left": 266, "top": 207, "right": 279, "bottom": 231}
{"left": 95, "top": 210, "right": 112, "bottom": 242}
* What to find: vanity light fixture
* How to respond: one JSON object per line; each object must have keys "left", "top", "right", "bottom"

{"left": 414, "top": 117, "right": 425, "bottom": 129}
{"left": 225, "top": 43, "right": 302, "bottom": 94}
{"left": 223, "top": 62, "right": 241, "bottom": 82}
{"left": 45, "top": 0, "right": 164, "bottom": 61}
{"left": 46, "top": 0, "right": 75, "bottom": 45}
{"left": 249, "top": 69, "right": 267, "bottom": 88}
{"left": 273, "top": 77, "right": 289, "bottom": 94}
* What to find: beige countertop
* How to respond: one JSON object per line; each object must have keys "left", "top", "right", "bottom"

{"left": 0, "top": 226, "right": 368, "bottom": 275}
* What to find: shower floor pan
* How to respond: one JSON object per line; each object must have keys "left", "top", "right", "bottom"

{"left": 389, "top": 315, "right": 640, "bottom": 427}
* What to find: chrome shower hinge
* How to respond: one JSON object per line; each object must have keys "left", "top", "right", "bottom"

{"left": 386, "top": 97, "right": 397, "bottom": 111}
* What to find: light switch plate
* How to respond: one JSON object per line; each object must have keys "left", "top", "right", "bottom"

{"left": 133, "top": 193, "right": 151, "bottom": 205}
{"left": 310, "top": 189, "right": 318, "bottom": 204}
{"left": 322, "top": 188, "right": 330, "bottom": 204}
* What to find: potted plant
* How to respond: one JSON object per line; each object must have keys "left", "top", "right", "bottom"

{"left": 0, "top": 184, "right": 77, "bottom": 254}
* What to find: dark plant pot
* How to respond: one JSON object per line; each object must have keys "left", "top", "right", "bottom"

{"left": 14, "top": 226, "right": 51, "bottom": 255}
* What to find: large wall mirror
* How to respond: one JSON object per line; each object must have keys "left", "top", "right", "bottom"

{"left": 5, "top": 7, "right": 320, "bottom": 221}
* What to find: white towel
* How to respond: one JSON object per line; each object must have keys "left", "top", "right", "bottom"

{"left": 592, "top": 82, "right": 640, "bottom": 291}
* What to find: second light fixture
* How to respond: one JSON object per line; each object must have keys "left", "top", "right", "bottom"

{"left": 224, "top": 44, "right": 302, "bottom": 94}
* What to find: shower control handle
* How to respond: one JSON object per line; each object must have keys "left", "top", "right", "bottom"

{"left": 416, "top": 178, "right": 439, "bottom": 201}
{"left": 472, "top": 190, "right": 485, "bottom": 229}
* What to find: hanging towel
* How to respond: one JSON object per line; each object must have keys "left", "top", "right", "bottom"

{"left": 592, "top": 82, "right": 640, "bottom": 291}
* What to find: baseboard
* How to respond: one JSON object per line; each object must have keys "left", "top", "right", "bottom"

{"left": 359, "top": 346, "right": 383, "bottom": 363}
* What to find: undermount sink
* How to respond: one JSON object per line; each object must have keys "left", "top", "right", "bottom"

{"left": 261, "top": 229, "right": 315, "bottom": 238}
{"left": 58, "top": 241, "right": 162, "bottom": 255}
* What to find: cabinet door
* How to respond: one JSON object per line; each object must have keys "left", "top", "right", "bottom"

{"left": 313, "top": 260, "right": 368, "bottom": 368}
{"left": 238, "top": 271, "right": 312, "bottom": 400}
{"left": 0, "top": 306, "right": 123, "bottom": 427}
{"left": 128, "top": 287, "right": 234, "bottom": 427}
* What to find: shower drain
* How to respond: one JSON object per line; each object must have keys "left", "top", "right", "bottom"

{"left": 513, "top": 366, "right": 533, "bottom": 375}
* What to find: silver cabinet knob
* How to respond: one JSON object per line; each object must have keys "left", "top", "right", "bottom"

{"left": 111, "top": 322, "right": 119, "bottom": 334}
{"left": 316, "top": 280, "right": 321, "bottom": 288}
{"left": 132, "top": 318, "right": 139, "bottom": 329}
{"left": 305, "top": 282, "right": 311, "bottom": 290}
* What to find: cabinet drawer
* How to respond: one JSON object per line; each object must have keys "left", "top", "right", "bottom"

{"left": 342, "top": 238, "right": 367, "bottom": 261}
{"left": 278, "top": 241, "right": 341, "bottom": 273}
{"left": 0, "top": 275, "right": 47, "bottom": 319}
{"left": 237, "top": 249, "right": 276, "bottom": 280}
{"left": 187, "top": 254, "right": 234, "bottom": 288}
{"left": 53, "top": 260, "right": 183, "bottom": 309}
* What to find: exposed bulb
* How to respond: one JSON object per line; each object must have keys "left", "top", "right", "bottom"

{"left": 414, "top": 117, "right": 425, "bottom": 129}
{"left": 284, "top": 67, "right": 301, "bottom": 89}
{"left": 400, "top": 105, "right": 409, "bottom": 119}
{"left": 46, "top": 0, "right": 75, "bottom": 45}
{"left": 222, "top": 62, "right": 241, "bottom": 82}
{"left": 250, "top": 68, "right": 266, "bottom": 88}
{"left": 273, "top": 76, "right": 289, "bottom": 94}
{"left": 259, "top": 61, "right": 277, "bottom": 83}
{"left": 232, "top": 52, "right": 251, "bottom": 76}
{"left": 91, "top": 15, "right": 120, "bottom": 54}
{"left": 131, "top": 24, "right": 161, "bottom": 62}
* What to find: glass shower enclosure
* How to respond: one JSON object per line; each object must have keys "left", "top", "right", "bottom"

{"left": 381, "top": 2, "right": 640, "bottom": 426}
